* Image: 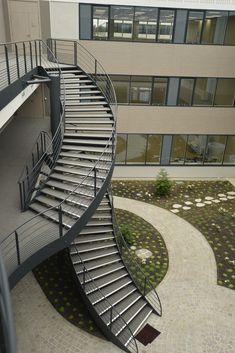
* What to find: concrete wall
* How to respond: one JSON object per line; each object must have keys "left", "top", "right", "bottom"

{"left": 0, "top": 0, "right": 6, "bottom": 43}
{"left": 50, "top": 1, "right": 78, "bottom": 39}
{"left": 40, "top": 0, "right": 51, "bottom": 40}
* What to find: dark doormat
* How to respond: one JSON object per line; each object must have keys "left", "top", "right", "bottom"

{"left": 135, "top": 324, "right": 161, "bottom": 346}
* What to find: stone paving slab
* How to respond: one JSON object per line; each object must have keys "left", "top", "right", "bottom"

{"left": 11, "top": 196, "right": 235, "bottom": 353}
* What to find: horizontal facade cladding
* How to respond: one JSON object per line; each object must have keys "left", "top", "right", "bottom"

{"left": 116, "top": 133, "right": 235, "bottom": 166}
{"left": 110, "top": 75, "right": 235, "bottom": 106}
{"left": 79, "top": 3, "right": 235, "bottom": 46}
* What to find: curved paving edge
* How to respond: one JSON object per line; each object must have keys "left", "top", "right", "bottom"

{"left": 11, "top": 197, "right": 235, "bottom": 353}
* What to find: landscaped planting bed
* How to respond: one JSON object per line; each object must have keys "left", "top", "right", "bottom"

{"left": 112, "top": 180, "right": 235, "bottom": 290}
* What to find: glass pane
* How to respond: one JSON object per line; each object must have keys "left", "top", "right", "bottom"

{"left": 204, "top": 135, "right": 226, "bottom": 164}
{"left": 126, "top": 134, "right": 147, "bottom": 164}
{"left": 193, "top": 78, "right": 216, "bottom": 106}
{"left": 146, "top": 135, "right": 162, "bottom": 164}
{"left": 134, "top": 7, "right": 157, "bottom": 41}
{"left": 224, "top": 12, "right": 235, "bottom": 45}
{"left": 158, "top": 10, "right": 175, "bottom": 43}
{"left": 93, "top": 6, "right": 109, "bottom": 39}
{"left": 130, "top": 76, "right": 152, "bottom": 104}
{"left": 116, "top": 134, "right": 127, "bottom": 164}
{"left": 202, "top": 11, "right": 228, "bottom": 44}
{"left": 170, "top": 135, "right": 187, "bottom": 164}
{"left": 178, "top": 78, "right": 194, "bottom": 106}
{"left": 110, "top": 6, "right": 134, "bottom": 40}
{"left": 214, "top": 79, "right": 235, "bottom": 106}
{"left": 110, "top": 75, "right": 130, "bottom": 103}
{"left": 152, "top": 78, "right": 168, "bottom": 105}
{"left": 224, "top": 136, "right": 235, "bottom": 164}
{"left": 185, "top": 135, "right": 207, "bottom": 164}
{"left": 186, "top": 11, "right": 203, "bottom": 44}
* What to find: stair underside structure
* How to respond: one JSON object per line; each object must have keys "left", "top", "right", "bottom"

{"left": 0, "top": 40, "right": 161, "bottom": 353}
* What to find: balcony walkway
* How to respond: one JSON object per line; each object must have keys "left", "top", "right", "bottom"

{"left": 11, "top": 196, "right": 235, "bottom": 353}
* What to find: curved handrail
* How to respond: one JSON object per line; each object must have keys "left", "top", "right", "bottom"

{"left": 72, "top": 244, "right": 138, "bottom": 353}
{"left": 0, "top": 39, "right": 117, "bottom": 284}
{"left": 109, "top": 189, "right": 162, "bottom": 317}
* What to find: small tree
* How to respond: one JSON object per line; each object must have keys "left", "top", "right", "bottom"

{"left": 155, "top": 169, "right": 172, "bottom": 196}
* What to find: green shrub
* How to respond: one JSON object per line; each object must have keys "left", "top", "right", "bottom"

{"left": 120, "top": 224, "right": 134, "bottom": 245}
{"left": 155, "top": 169, "right": 172, "bottom": 196}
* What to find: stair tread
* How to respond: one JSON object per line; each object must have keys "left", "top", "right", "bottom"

{"left": 63, "top": 138, "right": 110, "bottom": 146}
{"left": 35, "top": 195, "right": 87, "bottom": 214}
{"left": 54, "top": 165, "right": 106, "bottom": 179}
{"left": 45, "top": 180, "right": 94, "bottom": 198}
{"left": 59, "top": 151, "right": 112, "bottom": 161}
{"left": 85, "top": 269, "right": 128, "bottom": 294}
{"left": 79, "top": 225, "right": 113, "bottom": 235}
{"left": 57, "top": 158, "right": 109, "bottom": 170}
{"left": 50, "top": 172, "right": 102, "bottom": 187}
{"left": 61, "top": 144, "right": 112, "bottom": 153}
{"left": 64, "top": 132, "right": 111, "bottom": 138}
{"left": 74, "top": 232, "right": 113, "bottom": 244}
{"left": 65, "top": 119, "right": 113, "bottom": 123}
{"left": 41, "top": 186, "right": 93, "bottom": 203}
{"left": 65, "top": 107, "right": 109, "bottom": 112}
{"left": 72, "top": 239, "right": 116, "bottom": 253}
{"left": 71, "top": 247, "right": 118, "bottom": 262}
{"left": 65, "top": 126, "right": 113, "bottom": 131}
{"left": 78, "top": 262, "right": 124, "bottom": 282}
{"left": 74, "top": 254, "right": 121, "bottom": 273}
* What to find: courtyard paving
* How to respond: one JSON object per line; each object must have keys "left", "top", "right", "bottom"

{"left": 11, "top": 196, "right": 235, "bottom": 353}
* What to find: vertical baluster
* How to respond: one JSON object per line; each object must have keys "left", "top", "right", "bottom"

{"left": 15, "top": 231, "right": 21, "bottom": 265}
{"left": 23, "top": 42, "right": 27, "bottom": 73}
{"left": 94, "top": 167, "right": 97, "bottom": 197}
{"left": 58, "top": 205, "right": 63, "bottom": 238}
{"left": 110, "top": 306, "right": 113, "bottom": 331}
{"left": 83, "top": 267, "right": 86, "bottom": 290}
{"left": 4, "top": 45, "right": 10, "bottom": 85}
{"left": 15, "top": 43, "right": 20, "bottom": 78}
{"left": 74, "top": 41, "right": 77, "bottom": 66}
{"left": 29, "top": 41, "right": 33, "bottom": 69}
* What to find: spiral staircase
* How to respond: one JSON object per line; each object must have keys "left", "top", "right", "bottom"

{"left": 0, "top": 39, "right": 161, "bottom": 353}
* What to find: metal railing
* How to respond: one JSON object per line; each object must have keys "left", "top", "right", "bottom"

{"left": 0, "top": 252, "right": 17, "bottom": 353}
{"left": 72, "top": 244, "right": 138, "bottom": 353}
{"left": 0, "top": 39, "right": 117, "bottom": 284}
{"left": 109, "top": 189, "right": 162, "bottom": 317}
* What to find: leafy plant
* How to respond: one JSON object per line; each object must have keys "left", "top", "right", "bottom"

{"left": 155, "top": 169, "right": 172, "bottom": 196}
{"left": 120, "top": 224, "right": 134, "bottom": 245}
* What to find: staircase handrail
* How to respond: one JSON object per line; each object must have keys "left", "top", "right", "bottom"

{"left": 72, "top": 243, "right": 138, "bottom": 353}
{"left": 109, "top": 189, "right": 162, "bottom": 317}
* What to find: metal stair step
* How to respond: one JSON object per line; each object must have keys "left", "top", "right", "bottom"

{"left": 110, "top": 299, "right": 148, "bottom": 336}
{"left": 61, "top": 85, "right": 97, "bottom": 90}
{"left": 59, "top": 151, "right": 112, "bottom": 162}
{"left": 64, "top": 81, "right": 93, "bottom": 87}
{"left": 73, "top": 232, "right": 114, "bottom": 245}
{"left": 41, "top": 186, "right": 92, "bottom": 205}
{"left": 88, "top": 277, "right": 132, "bottom": 305}
{"left": 64, "top": 132, "right": 111, "bottom": 138}
{"left": 63, "top": 138, "right": 110, "bottom": 146}
{"left": 66, "top": 101, "right": 107, "bottom": 106}
{"left": 65, "top": 107, "right": 109, "bottom": 112}
{"left": 29, "top": 202, "right": 73, "bottom": 228}
{"left": 65, "top": 126, "right": 113, "bottom": 131}
{"left": 66, "top": 113, "right": 113, "bottom": 119}
{"left": 71, "top": 239, "right": 116, "bottom": 254}
{"left": 50, "top": 172, "right": 102, "bottom": 188}
{"left": 46, "top": 180, "right": 95, "bottom": 198}
{"left": 54, "top": 165, "right": 106, "bottom": 179}
{"left": 94, "top": 284, "right": 137, "bottom": 315}
{"left": 84, "top": 269, "right": 128, "bottom": 295}
{"left": 78, "top": 262, "right": 124, "bottom": 283}
{"left": 64, "top": 90, "right": 101, "bottom": 96}
{"left": 65, "top": 119, "right": 113, "bottom": 124}
{"left": 101, "top": 291, "right": 142, "bottom": 325}
{"left": 79, "top": 225, "right": 113, "bottom": 235}
{"left": 57, "top": 158, "right": 109, "bottom": 171}
{"left": 61, "top": 144, "right": 112, "bottom": 154}
{"left": 74, "top": 254, "right": 121, "bottom": 274}
{"left": 64, "top": 96, "right": 104, "bottom": 101}
{"left": 118, "top": 306, "right": 153, "bottom": 347}
{"left": 70, "top": 247, "right": 118, "bottom": 263}
{"left": 35, "top": 195, "right": 87, "bottom": 216}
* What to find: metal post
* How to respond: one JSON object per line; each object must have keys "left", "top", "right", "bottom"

{"left": 32, "top": 153, "right": 35, "bottom": 168}
{"left": 83, "top": 267, "right": 86, "bottom": 289}
{"left": 26, "top": 165, "right": 30, "bottom": 189}
{"left": 4, "top": 45, "right": 10, "bottom": 85}
{"left": 94, "top": 59, "right": 97, "bottom": 82}
{"left": 29, "top": 41, "right": 33, "bottom": 69}
{"left": 39, "top": 41, "right": 42, "bottom": 66}
{"left": 18, "top": 182, "right": 23, "bottom": 211}
{"left": 143, "top": 277, "right": 147, "bottom": 296}
{"left": 23, "top": 42, "right": 27, "bottom": 73}
{"left": 22, "top": 180, "right": 26, "bottom": 210}
{"left": 35, "top": 41, "right": 38, "bottom": 66}
{"left": 58, "top": 206, "right": 63, "bottom": 237}
{"left": 15, "top": 231, "right": 21, "bottom": 265}
{"left": 94, "top": 167, "right": 97, "bottom": 197}
{"left": 112, "top": 131, "right": 114, "bottom": 159}
{"left": 15, "top": 43, "right": 20, "bottom": 78}
{"left": 110, "top": 306, "right": 113, "bottom": 330}
{"left": 36, "top": 142, "right": 40, "bottom": 160}
{"left": 74, "top": 41, "right": 77, "bottom": 66}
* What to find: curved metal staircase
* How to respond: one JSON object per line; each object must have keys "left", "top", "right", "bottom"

{"left": 0, "top": 39, "right": 161, "bottom": 353}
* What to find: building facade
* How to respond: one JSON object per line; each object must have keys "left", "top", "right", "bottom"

{"left": 1, "top": 0, "right": 235, "bottom": 178}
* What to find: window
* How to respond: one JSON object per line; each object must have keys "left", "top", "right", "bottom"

{"left": 178, "top": 78, "right": 194, "bottom": 106}
{"left": 224, "top": 12, "right": 235, "bottom": 45}
{"left": 110, "top": 6, "right": 134, "bottom": 40}
{"left": 93, "top": 6, "right": 109, "bottom": 39}
{"left": 130, "top": 76, "right": 152, "bottom": 104}
{"left": 214, "top": 79, "right": 235, "bottom": 106}
{"left": 224, "top": 136, "right": 235, "bottom": 164}
{"left": 158, "top": 10, "right": 175, "bottom": 43}
{"left": 204, "top": 136, "right": 226, "bottom": 164}
{"left": 110, "top": 75, "right": 130, "bottom": 103}
{"left": 134, "top": 7, "right": 158, "bottom": 41}
{"left": 193, "top": 78, "right": 216, "bottom": 106}
{"left": 152, "top": 78, "right": 168, "bottom": 105}
{"left": 185, "top": 135, "right": 207, "bottom": 164}
{"left": 126, "top": 134, "right": 147, "bottom": 164}
{"left": 201, "top": 11, "right": 228, "bottom": 44}
{"left": 170, "top": 135, "right": 187, "bottom": 164}
{"left": 146, "top": 135, "right": 162, "bottom": 164}
{"left": 116, "top": 134, "right": 127, "bottom": 164}
{"left": 186, "top": 11, "right": 203, "bottom": 44}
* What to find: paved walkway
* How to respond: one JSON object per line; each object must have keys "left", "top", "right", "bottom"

{"left": 11, "top": 197, "right": 235, "bottom": 353}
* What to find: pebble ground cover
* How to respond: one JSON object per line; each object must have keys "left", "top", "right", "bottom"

{"left": 112, "top": 180, "right": 235, "bottom": 290}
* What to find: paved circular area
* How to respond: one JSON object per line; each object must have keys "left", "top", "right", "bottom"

{"left": 11, "top": 196, "right": 235, "bottom": 353}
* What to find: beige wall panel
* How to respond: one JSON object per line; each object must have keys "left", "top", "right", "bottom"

{"left": 0, "top": 0, "right": 6, "bottom": 43}
{"left": 50, "top": 2, "right": 78, "bottom": 39}
{"left": 81, "top": 40, "right": 235, "bottom": 77}
{"left": 116, "top": 106, "right": 235, "bottom": 134}
{"left": 16, "top": 85, "right": 46, "bottom": 119}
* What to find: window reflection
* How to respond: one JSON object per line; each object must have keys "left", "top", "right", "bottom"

{"left": 146, "top": 135, "right": 162, "bottom": 164}
{"left": 158, "top": 10, "right": 175, "bottom": 43}
{"left": 214, "top": 79, "right": 235, "bottom": 106}
{"left": 116, "top": 134, "right": 127, "bottom": 164}
{"left": 93, "top": 6, "right": 109, "bottom": 39}
{"left": 224, "top": 136, "right": 235, "bottom": 164}
{"left": 185, "top": 135, "right": 207, "bottom": 164}
{"left": 134, "top": 7, "right": 157, "bottom": 41}
{"left": 186, "top": 11, "right": 203, "bottom": 44}
{"left": 170, "top": 135, "right": 187, "bottom": 164}
{"left": 126, "top": 134, "right": 147, "bottom": 164}
{"left": 204, "top": 136, "right": 226, "bottom": 164}
{"left": 224, "top": 12, "right": 235, "bottom": 45}
{"left": 201, "top": 11, "right": 228, "bottom": 44}
{"left": 193, "top": 78, "right": 216, "bottom": 106}
{"left": 178, "top": 78, "right": 194, "bottom": 106}
{"left": 152, "top": 78, "right": 168, "bottom": 105}
{"left": 110, "top": 75, "right": 130, "bottom": 103}
{"left": 130, "top": 76, "right": 152, "bottom": 104}
{"left": 110, "top": 6, "right": 134, "bottom": 40}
